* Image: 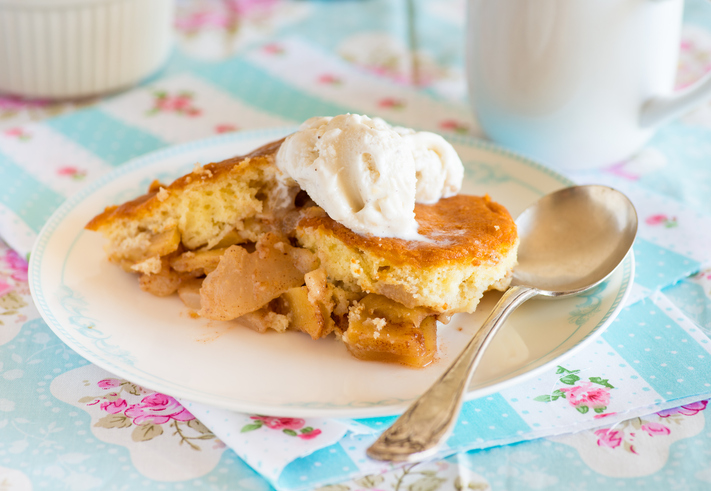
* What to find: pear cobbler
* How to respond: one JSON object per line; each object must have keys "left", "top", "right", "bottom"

{"left": 86, "top": 115, "right": 518, "bottom": 367}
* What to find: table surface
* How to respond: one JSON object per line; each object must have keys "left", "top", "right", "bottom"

{"left": 2, "top": 1, "right": 711, "bottom": 490}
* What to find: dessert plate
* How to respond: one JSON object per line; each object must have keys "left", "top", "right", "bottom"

{"left": 30, "top": 128, "right": 634, "bottom": 418}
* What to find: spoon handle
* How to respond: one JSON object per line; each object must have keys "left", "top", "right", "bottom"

{"left": 366, "top": 285, "right": 539, "bottom": 462}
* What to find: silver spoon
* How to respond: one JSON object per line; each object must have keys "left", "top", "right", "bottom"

{"left": 366, "top": 184, "right": 638, "bottom": 462}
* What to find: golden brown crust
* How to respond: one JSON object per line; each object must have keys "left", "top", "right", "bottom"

{"left": 297, "top": 194, "right": 517, "bottom": 268}
{"left": 85, "top": 138, "right": 285, "bottom": 231}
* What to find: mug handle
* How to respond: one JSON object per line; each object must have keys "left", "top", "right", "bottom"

{"left": 640, "top": 65, "right": 711, "bottom": 128}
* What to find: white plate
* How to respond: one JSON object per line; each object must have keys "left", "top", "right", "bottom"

{"left": 30, "top": 128, "right": 634, "bottom": 419}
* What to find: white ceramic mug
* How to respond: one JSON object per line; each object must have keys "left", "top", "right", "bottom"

{"left": 467, "top": 0, "right": 711, "bottom": 170}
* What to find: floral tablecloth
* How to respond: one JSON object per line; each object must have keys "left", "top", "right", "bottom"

{"left": 3, "top": 1, "right": 711, "bottom": 490}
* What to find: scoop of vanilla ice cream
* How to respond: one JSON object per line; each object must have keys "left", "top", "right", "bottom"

{"left": 394, "top": 126, "right": 464, "bottom": 204}
{"left": 276, "top": 114, "right": 463, "bottom": 240}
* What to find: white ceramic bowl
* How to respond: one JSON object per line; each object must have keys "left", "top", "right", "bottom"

{"left": 0, "top": 0, "right": 174, "bottom": 99}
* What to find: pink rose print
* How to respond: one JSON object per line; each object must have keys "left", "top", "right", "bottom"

{"left": 263, "top": 43, "right": 285, "bottom": 55}
{"left": 645, "top": 214, "right": 678, "bottom": 228}
{"left": 694, "top": 270, "right": 711, "bottom": 281}
{"left": 439, "top": 119, "right": 470, "bottom": 135}
{"left": 215, "top": 123, "right": 238, "bottom": 134}
{"left": 297, "top": 428, "right": 322, "bottom": 440}
{"left": 5, "top": 250, "right": 27, "bottom": 270}
{"left": 584, "top": 387, "right": 611, "bottom": 407}
{"left": 175, "top": 11, "right": 231, "bottom": 31}
{"left": 97, "top": 378, "right": 122, "bottom": 389}
{"left": 657, "top": 400, "right": 708, "bottom": 417}
{"left": 559, "top": 384, "right": 586, "bottom": 406}
{"left": 676, "top": 32, "right": 711, "bottom": 89}
{"left": 640, "top": 422, "right": 671, "bottom": 437}
{"left": 125, "top": 393, "right": 195, "bottom": 425}
{"left": 561, "top": 382, "right": 611, "bottom": 410}
{"left": 0, "top": 280, "right": 13, "bottom": 297}
{"left": 148, "top": 91, "right": 201, "bottom": 117}
{"left": 590, "top": 406, "right": 703, "bottom": 456}
{"left": 318, "top": 74, "right": 342, "bottom": 85}
{"left": 646, "top": 214, "right": 667, "bottom": 226}
{"left": 57, "top": 166, "right": 87, "bottom": 181}
{"left": 605, "top": 161, "right": 640, "bottom": 181}
{"left": 0, "top": 96, "right": 72, "bottom": 123}
{"left": 3, "top": 127, "right": 31, "bottom": 141}
{"left": 4, "top": 250, "right": 28, "bottom": 282}
{"left": 251, "top": 416, "right": 305, "bottom": 430}
{"left": 595, "top": 428, "right": 623, "bottom": 449}
{"left": 0, "top": 95, "right": 51, "bottom": 111}
{"left": 378, "top": 97, "right": 405, "bottom": 110}
{"left": 242, "top": 415, "right": 322, "bottom": 439}
{"left": 80, "top": 379, "right": 215, "bottom": 449}
{"left": 226, "top": 0, "right": 278, "bottom": 16}
{"left": 100, "top": 398, "right": 127, "bottom": 414}
{"left": 175, "top": 0, "right": 278, "bottom": 35}
{"left": 588, "top": 403, "right": 706, "bottom": 456}
{"left": 535, "top": 366, "right": 614, "bottom": 414}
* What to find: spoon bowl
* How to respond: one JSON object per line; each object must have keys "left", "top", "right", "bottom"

{"left": 367, "top": 185, "right": 638, "bottom": 462}
{"left": 513, "top": 185, "right": 638, "bottom": 294}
